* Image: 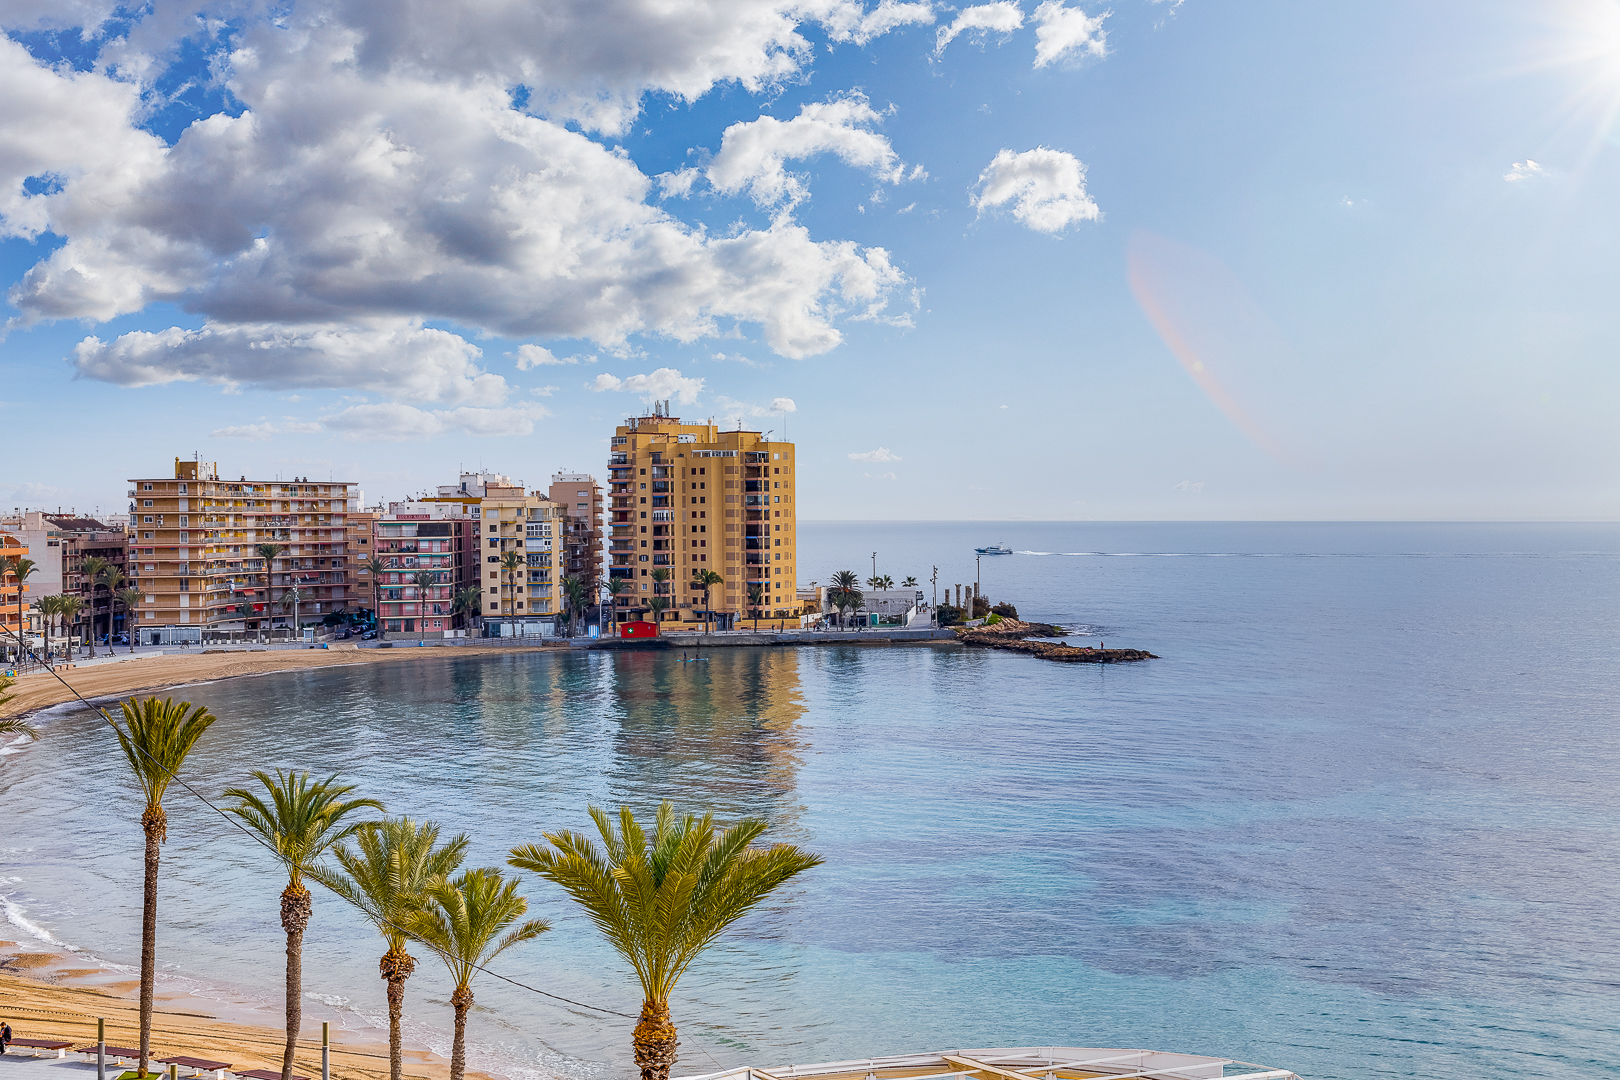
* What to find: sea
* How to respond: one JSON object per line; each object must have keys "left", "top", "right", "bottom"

{"left": 3, "top": 522, "right": 1619, "bottom": 1080}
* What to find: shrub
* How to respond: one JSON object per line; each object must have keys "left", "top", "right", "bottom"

{"left": 991, "top": 602, "right": 1018, "bottom": 620}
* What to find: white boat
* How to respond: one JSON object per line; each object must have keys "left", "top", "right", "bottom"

{"left": 975, "top": 544, "right": 1013, "bottom": 555}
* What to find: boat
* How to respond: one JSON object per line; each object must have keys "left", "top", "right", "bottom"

{"left": 975, "top": 544, "right": 1014, "bottom": 555}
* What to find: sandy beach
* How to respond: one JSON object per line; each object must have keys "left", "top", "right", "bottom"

{"left": 1, "top": 645, "right": 566, "bottom": 721}
{"left": 0, "top": 960, "right": 490, "bottom": 1080}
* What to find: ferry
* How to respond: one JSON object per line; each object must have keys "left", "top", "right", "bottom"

{"left": 975, "top": 544, "right": 1014, "bottom": 555}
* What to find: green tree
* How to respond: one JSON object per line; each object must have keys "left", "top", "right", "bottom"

{"left": 255, "top": 543, "right": 285, "bottom": 635}
{"left": 452, "top": 585, "right": 482, "bottom": 634}
{"left": 602, "top": 577, "right": 626, "bottom": 635}
{"left": 690, "top": 568, "right": 724, "bottom": 633}
{"left": 561, "top": 574, "right": 587, "bottom": 637}
{"left": 412, "top": 570, "right": 436, "bottom": 641}
{"left": 747, "top": 583, "right": 764, "bottom": 631}
{"left": 0, "top": 673, "right": 40, "bottom": 740}
{"left": 111, "top": 697, "right": 218, "bottom": 1078}
{"left": 100, "top": 565, "right": 128, "bottom": 648}
{"left": 901, "top": 576, "right": 918, "bottom": 588}
{"left": 309, "top": 819, "right": 469, "bottom": 1080}
{"left": 509, "top": 804, "right": 822, "bottom": 1080}
{"left": 223, "top": 771, "right": 383, "bottom": 1080}
{"left": 116, "top": 587, "right": 143, "bottom": 652}
{"left": 404, "top": 869, "right": 548, "bottom": 1080}
{"left": 363, "top": 556, "right": 387, "bottom": 628}
{"left": 876, "top": 574, "right": 894, "bottom": 591}
{"left": 499, "top": 549, "right": 526, "bottom": 627}
{"left": 648, "top": 567, "right": 670, "bottom": 623}
{"left": 829, "top": 570, "right": 862, "bottom": 629}
{"left": 81, "top": 555, "right": 111, "bottom": 657}
{"left": 32, "top": 595, "right": 60, "bottom": 663}
{"left": 57, "top": 594, "right": 85, "bottom": 656}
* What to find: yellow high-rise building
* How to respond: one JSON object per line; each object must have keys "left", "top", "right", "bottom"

{"left": 607, "top": 405, "right": 797, "bottom": 629}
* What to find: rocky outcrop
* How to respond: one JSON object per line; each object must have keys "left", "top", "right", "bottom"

{"left": 956, "top": 619, "right": 1159, "bottom": 664}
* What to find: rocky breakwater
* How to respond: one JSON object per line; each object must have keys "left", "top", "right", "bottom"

{"left": 956, "top": 619, "right": 1160, "bottom": 663}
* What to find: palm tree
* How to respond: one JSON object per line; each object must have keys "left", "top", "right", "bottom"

{"left": 901, "top": 576, "right": 918, "bottom": 588}
{"left": 412, "top": 570, "right": 435, "bottom": 641}
{"left": 280, "top": 586, "right": 304, "bottom": 640}
{"left": 829, "top": 570, "right": 861, "bottom": 629}
{"left": 602, "top": 577, "right": 626, "bottom": 636}
{"left": 100, "top": 565, "right": 128, "bottom": 649}
{"left": 363, "top": 556, "right": 387, "bottom": 630}
{"left": 509, "top": 803, "right": 822, "bottom": 1080}
{"left": 116, "top": 586, "right": 143, "bottom": 652}
{"left": 452, "top": 585, "right": 481, "bottom": 634}
{"left": 81, "top": 555, "right": 110, "bottom": 657}
{"left": 308, "top": 819, "right": 469, "bottom": 1080}
{"left": 404, "top": 869, "right": 548, "bottom": 1080}
{"left": 111, "top": 697, "right": 218, "bottom": 1078}
{"left": 6, "top": 556, "right": 37, "bottom": 662}
{"left": 0, "top": 674, "right": 40, "bottom": 741}
{"left": 876, "top": 574, "right": 894, "bottom": 591}
{"left": 223, "top": 771, "right": 383, "bottom": 1080}
{"left": 255, "top": 542, "right": 285, "bottom": 635}
{"left": 499, "top": 549, "right": 525, "bottom": 628}
{"left": 561, "top": 574, "right": 587, "bottom": 637}
{"left": 690, "top": 568, "right": 723, "bottom": 633}
{"left": 57, "top": 594, "right": 85, "bottom": 656}
{"left": 747, "top": 583, "right": 764, "bottom": 631}
{"left": 648, "top": 567, "right": 670, "bottom": 624}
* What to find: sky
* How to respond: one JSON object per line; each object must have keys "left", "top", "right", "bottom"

{"left": 2, "top": 0, "right": 1619, "bottom": 521}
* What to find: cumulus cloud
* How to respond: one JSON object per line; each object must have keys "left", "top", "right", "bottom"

{"left": 823, "top": 0, "right": 937, "bottom": 44}
{"left": 2, "top": 2, "right": 918, "bottom": 404}
{"left": 210, "top": 422, "right": 278, "bottom": 440}
{"left": 1505, "top": 159, "right": 1547, "bottom": 182}
{"left": 934, "top": 2, "right": 1025, "bottom": 56}
{"left": 1032, "top": 1, "right": 1107, "bottom": 67}
{"left": 514, "top": 345, "right": 595, "bottom": 368}
{"left": 849, "top": 446, "right": 901, "bottom": 461}
{"left": 971, "top": 147, "right": 1100, "bottom": 232}
{"left": 321, "top": 402, "right": 549, "bottom": 441}
{"left": 772, "top": 396, "right": 797, "bottom": 412}
{"left": 706, "top": 93, "right": 919, "bottom": 209}
{"left": 71, "top": 322, "right": 509, "bottom": 404}
{"left": 591, "top": 367, "right": 705, "bottom": 404}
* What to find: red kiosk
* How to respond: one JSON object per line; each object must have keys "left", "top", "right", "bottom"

{"left": 619, "top": 620, "right": 660, "bottom": 639}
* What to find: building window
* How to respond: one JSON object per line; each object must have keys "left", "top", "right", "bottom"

{"left": 143, "top": 500, "right": 153, "bottom": 507}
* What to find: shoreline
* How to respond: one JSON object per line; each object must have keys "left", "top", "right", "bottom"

{"left": 0, "top": 962, "right": 492, "bottom": 1080}
{"left": 0, "top": 645, "right": 571, "bottom": 721}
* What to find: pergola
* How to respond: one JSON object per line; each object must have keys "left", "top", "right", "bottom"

{"left": 675, "top": 1047, "right": 1296, "bottom": 1080}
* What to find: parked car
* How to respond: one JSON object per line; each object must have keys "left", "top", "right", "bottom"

{"left": 361, "top": 629, "right": 378, "bottom": 640}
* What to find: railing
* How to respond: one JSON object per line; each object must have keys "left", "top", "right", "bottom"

{"left": 651, "top": 510, "right": 674, "bottom": 521}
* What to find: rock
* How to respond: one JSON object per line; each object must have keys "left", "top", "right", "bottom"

{"left": 954, "top": 619, "right": 1159, "bottom": 664}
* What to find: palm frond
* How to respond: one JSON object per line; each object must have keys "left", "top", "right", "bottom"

{"left": 222, "top": 768, "right": 383, "bottom": 884}
{"left": 111, "top": 697, "right": 217, "bottom": 809}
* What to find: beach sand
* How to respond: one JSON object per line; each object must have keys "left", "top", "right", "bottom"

{"left": 0, "top": 962, "right": 492, "bottom": 1080}
{"left": 1, "top": 645, "right": 568, "bottom": 721}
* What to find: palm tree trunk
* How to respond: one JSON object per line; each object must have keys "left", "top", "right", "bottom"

{"left": 137, "top": 806, "right": 165, "bottom": 1079}
{"left": 279, "top": 882, "right": 312, "bottom": 1080}
{"left": 379, "top": 949, "right": 415, "bottom": 1080}
{"left": 632, "top": 999, "right": 678, "bottom": 1080}
{"left": 449, "top": 985, "right": 473, "bottom": 1080}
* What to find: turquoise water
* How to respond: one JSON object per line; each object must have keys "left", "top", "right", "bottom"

{"left": 4, "top": 523, "right": 1619, "bottom": 1080}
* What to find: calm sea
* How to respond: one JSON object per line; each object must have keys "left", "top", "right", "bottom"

{"left": 4, "top": 523, "right": 1619, "bottom": 1080}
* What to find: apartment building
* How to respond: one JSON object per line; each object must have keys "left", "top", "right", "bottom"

{"left": 2, "top": 532, "right": 24, "bottom": 658}
{"left": 423, "top": 472, "right": 562, "bottom": 634}
{"left": 127, "top": 459, "right": 362, "bottom": 641}
{"left": 0, "top": 510, "right": 61, "bottom": 635}
{"left": 547, "top": 472, "right": 604, "bottom": 598}
{"left": 371, "top": 501, "right": 475, "bottom": 636}
{"left": 607, "top": 404, "right": 797, "bottom": 629}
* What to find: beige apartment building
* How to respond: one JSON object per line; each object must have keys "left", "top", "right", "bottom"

{"left": 126, "top": 459, "right": 362, "bottom": 641}
{"left": 423, "top": 471, "right": 562, "bottom": 634}
{"left": 547, "top": 471, "right": 604, "bottom": 599}
{"left": 607, "top": 404, "right": 797, "bottom": 628}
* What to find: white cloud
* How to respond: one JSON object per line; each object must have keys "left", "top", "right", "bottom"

{"left": 706, "top": 93, "right": 919, "bottom": 209}
{"left": 935, "top": 2, "right": 1025, "bottom": 57}
{"left": 1505, "top": 159, "right": 1547, "bottom": 182}
{"left": 71, "top": 322, "right": 509, "bottom": 404}
{"left": 1032, "top": 1, "right": 1107, "bottom": 67}
{"left": 863, "top": 470, "right": 898, "bottom": 479}
{"left": 849, "top": 446, "right": 901, "bottom": 461}
{"left": 321, "top": 402, "right": 549, "bottom": 441}
{"left": 210, "top": 422, "right": 278, "bottom": 440}
{"left": 711, "top": 351, "right": 764, "bottom": 366}
{"left": 972, "top": 147, "right": 1100, "bottom": 232}
{"left": 822, "top": 0, "right": 937, "bottom": 44}
{"left": 591, "top": 367, "right": 705, "bottom": 404}
{"left": 514, "top": 345, "right": 596, "bottom": 368}
{"left": 2, "top": 7, "right": 916, "bottom": 399}
{"left": 1173, "top": 480, "right": 1205, "bottom": 493}
{"left": 771, "top": 396, "right": 797, "bottom": 412}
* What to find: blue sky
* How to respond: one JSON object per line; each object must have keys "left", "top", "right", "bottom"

{"left": 3, "top": 0, "right": 1619, "bottom": 520}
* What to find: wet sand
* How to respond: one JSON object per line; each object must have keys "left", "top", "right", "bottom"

{"left": 1, "top": 645, "right": 567, "bottom": 720}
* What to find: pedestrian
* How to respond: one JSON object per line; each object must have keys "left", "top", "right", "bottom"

{"left": 1, "top": 1020, "right": 12, "bottom": 1054}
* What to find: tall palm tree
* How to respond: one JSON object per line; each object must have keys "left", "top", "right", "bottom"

{"left": 412, "top": 570, "right": 435, "bottom": 641}
{"left": 223, "top": 771, "right": 383, "bottom": 1080}
{"left": 602, "top": 577, "right": 625, "bottom": 635}
{"left": 901, "top": 576, "right": 918, "bottom": 588}
{"left": 509, "top": 804, "right": 822, "bottom": 1080}
{"left": 81, "top": 555, "right": 110, "bottom": 657}
{"left": 363, "top": 556, "right": 387, "bottom": 630}
{"left": 452, "top": 585, "right": 481, "bottom": 634}
{"left": 111, "top": 697, "right": 217, "bottom": 1079}
{"left": 647, "top": 567, "right": 670, "bottom": 624}
{"left": 116, "top": 586, "right": 143, "bottom": 652}
{"left": 57, "top": 595, "right": 85, "bottom": 657}
{"left": 690, "top": 569, "right": 723, "bottom": 633}
{"left": 34, "top": 595, "right": 64, "bottom": 664}
{"left": 498, "top": 549, "right": 525, "bottom": 627}
{"left": 0, "top": 673, "right": 40, "bottom": 740}
{"left": 876, "top": 574, "right": 894, "bottom": 591}
{"left": 829, "top": 570, "right": 861, "bottom": 629}
{"left": 6, "top": 556, "right": 37, "bottom": 662}
{"left": 255, "top": 542, "right": 284, "bottom": 634}
{"left": 308, "top": 819, "right": 469, "bottom": 1080}
{"left": 101, "top": 565, "right": 128, "bottom": 649}
{"left": 404, "top": 869, "right": 548, "bottom": 1080}
{"left": 747, "top": 583, "right": 764, "bottom": 630}
{"left": 561, "top": 574, "right": 587, "bottom": 637}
